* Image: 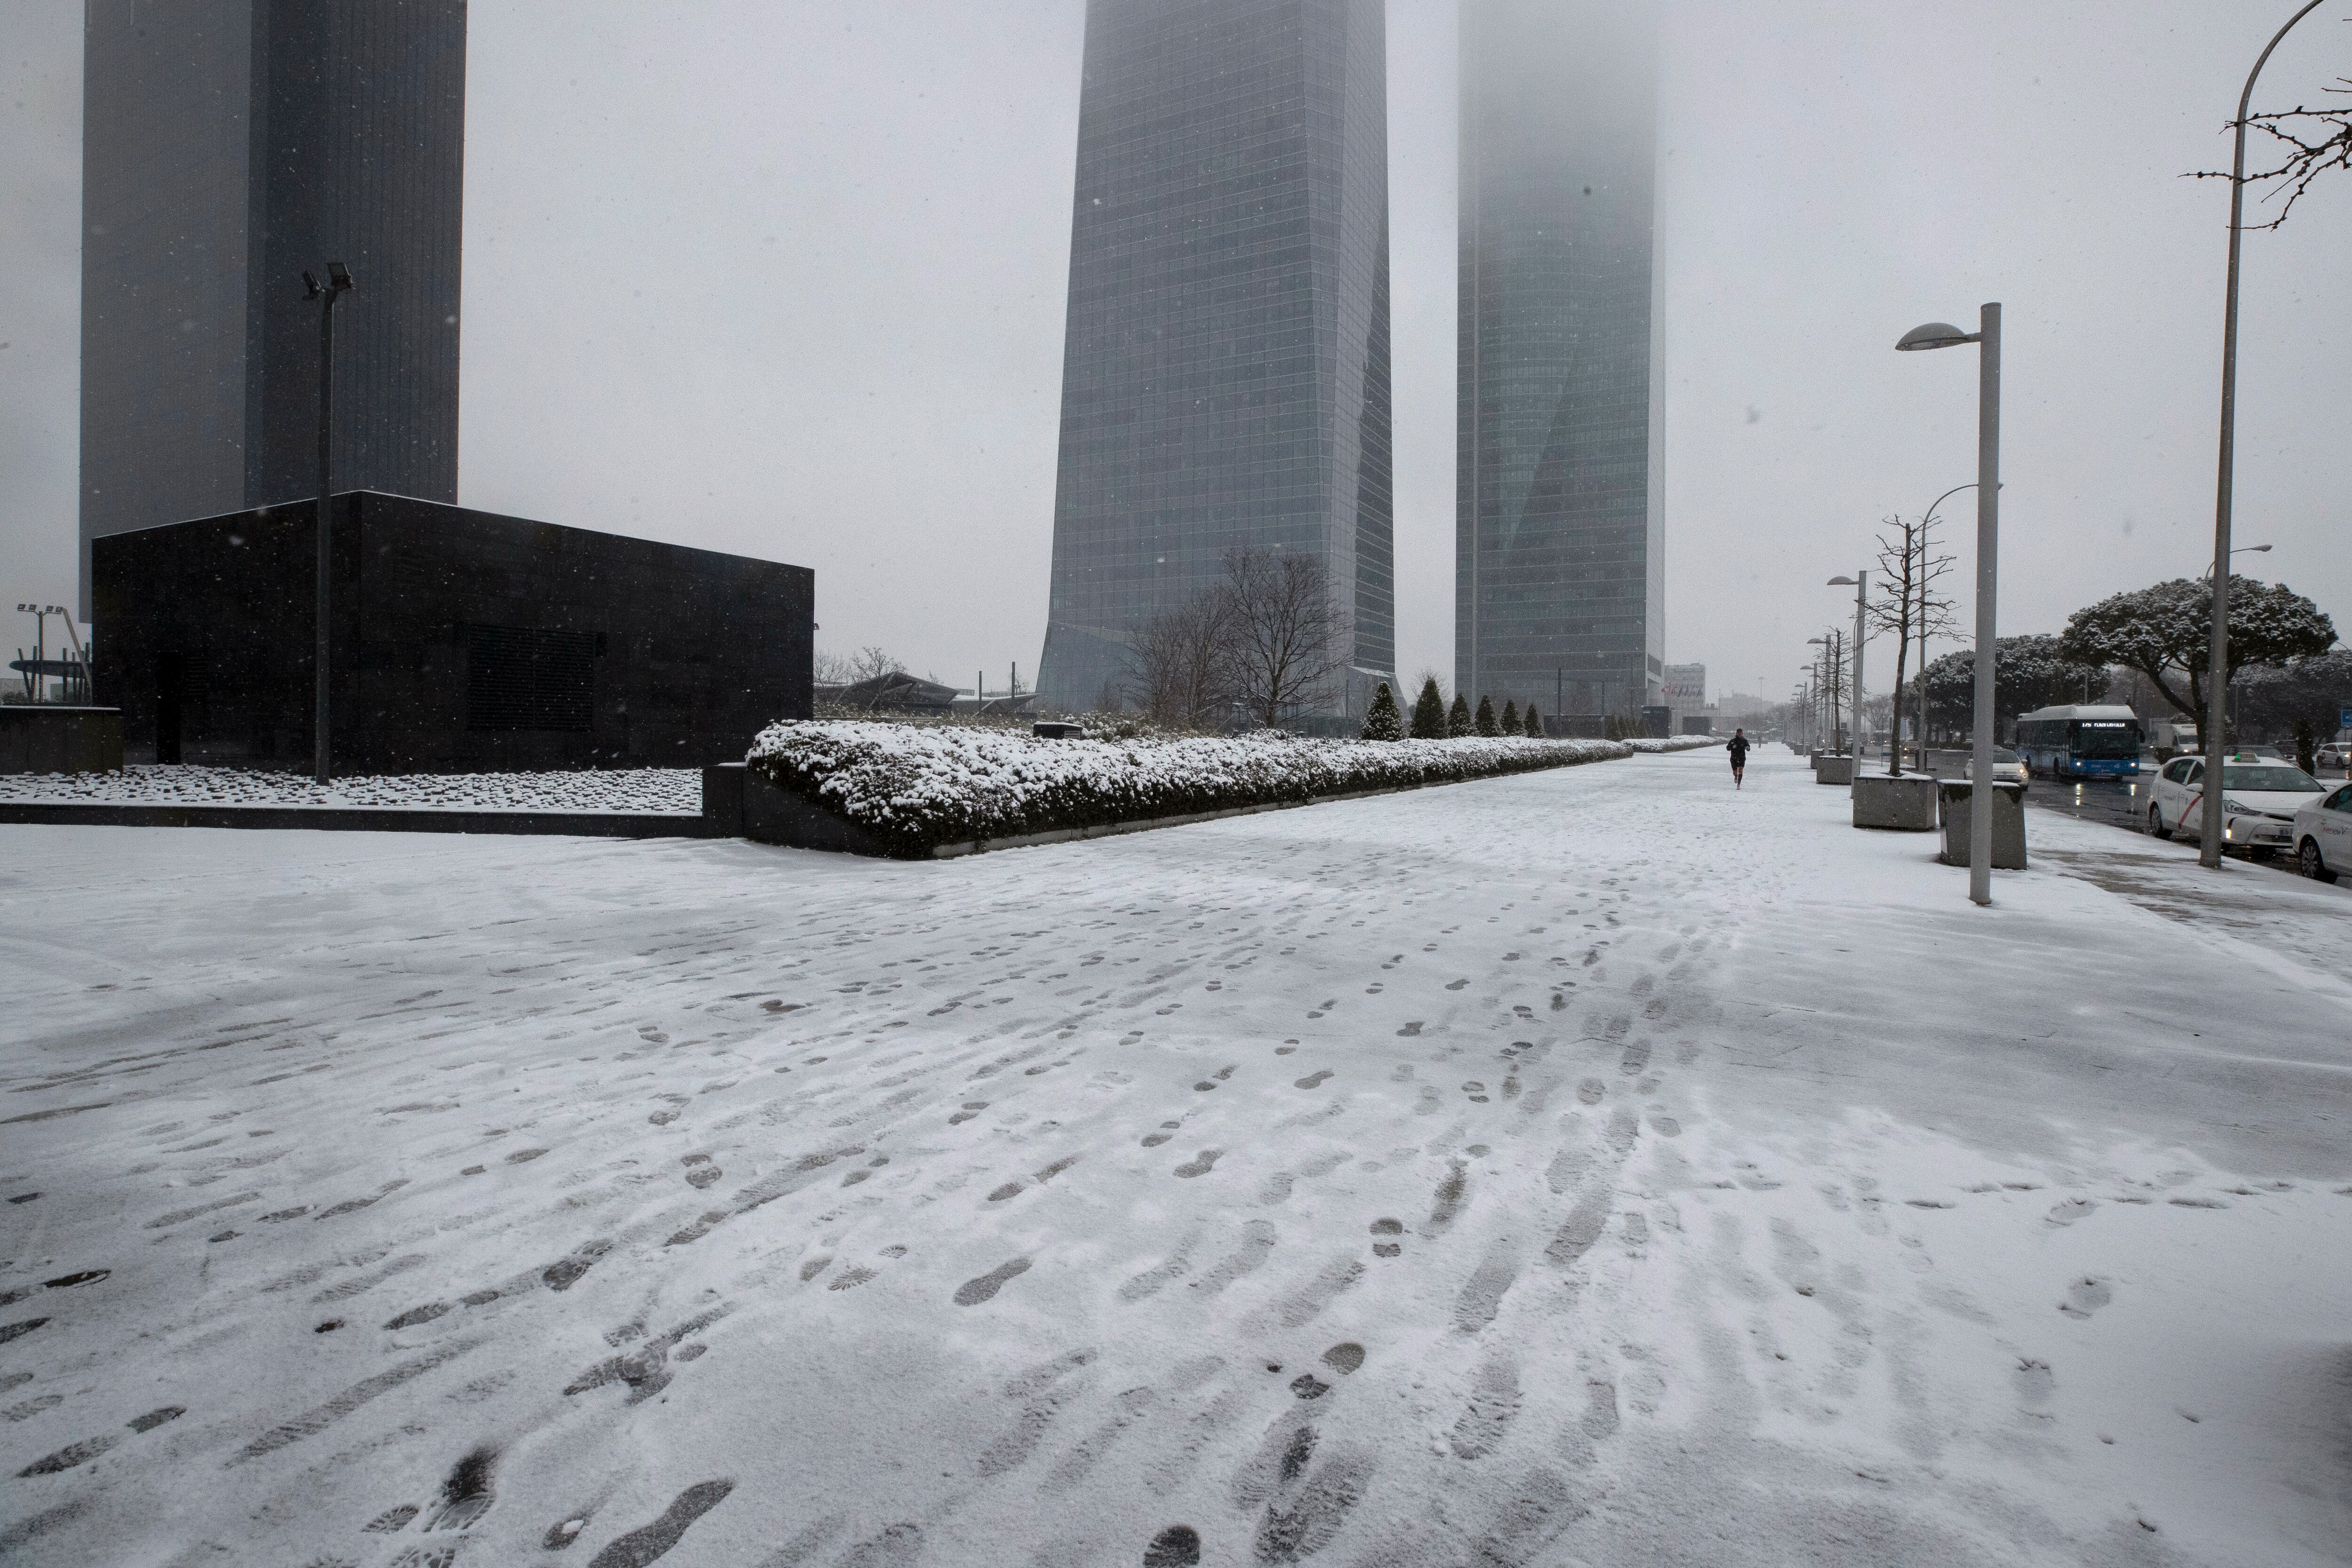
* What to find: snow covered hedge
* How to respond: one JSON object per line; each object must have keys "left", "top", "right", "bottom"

{"left": 746, "top": 721, "right": 1720, "bottom": 858}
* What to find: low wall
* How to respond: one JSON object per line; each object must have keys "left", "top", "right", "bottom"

{"left": 0, "top": 706, "right": 122, "bottom": 775}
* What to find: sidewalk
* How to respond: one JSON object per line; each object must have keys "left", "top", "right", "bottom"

{"left": 2, "top": 751, "right": 2346, "bottom": 1566}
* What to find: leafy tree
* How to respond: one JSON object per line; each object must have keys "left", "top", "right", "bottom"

{"left": 2060, "top": 577, "right": 2336, "bottom": 747}
{"left": 1919, "top": 635, "right": 2113, "bottom": 742}
{"left": 2231, "top": 649, "right": 2352, "bottom": 750}
{"left": 1448, "top": 693, "right": 1473, "bottom": 737}
{"left": 1523, "top": 701, "right": 1544, "bottom": 738}
{"left": 1359, "top": 681, "right": 1405, "bottom": 741}
{"left": 1604, "top": 713, "right": 1629, "bottom": 742}
{"left": 1474, "top": 696, "right": 1500, "bottom": 737}
{"left": 1500, "top": 698, "right": 1520, "bottom": 734}
{"left": 1410, "top": 677, "right": 1447, "bottom": 739}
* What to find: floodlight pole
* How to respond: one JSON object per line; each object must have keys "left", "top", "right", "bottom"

{"left": 2203, "top": 0, "right": 2324, "bottom": 868}
{"left": 1967, "top": 305, "right": 2002, "bottom": 906}
{"left": 308, "top": 264, "right": 353, "bottom": 784}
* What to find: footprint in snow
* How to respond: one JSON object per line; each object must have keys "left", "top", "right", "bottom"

{"left": 1174, "top": 1150, "right": 1223, "bottom": 1179}
{"left": 2043, "top": 1198, "right": 2096, "bottom": 1227}
{"left": 954, "top": 1258, "right": 1032, "bottom": 1307}
{"left": 2058, "top": 1277, "right": 2112, "bottom": 1318}
{"left": 1294, "top": 1070, "right": 1334, "bottom": 1090}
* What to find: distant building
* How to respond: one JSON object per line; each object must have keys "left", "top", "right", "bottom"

{"left": 1664, "top": 661, "right": 1705, "bottom": 728}
{"left": 1458, "top": 0, "right": 1662, "bottom": 721}
{"left": 79, "top": 0, "right": 467, "bottom": 612}
{"left": 1036, "top": 0, "right": 1395, "bottom": 717}
{"left": 827, "top": 673, "right": 960, "bottom": 713}
{"left": 93, "top": 493, "right": 812, "bottom": 772}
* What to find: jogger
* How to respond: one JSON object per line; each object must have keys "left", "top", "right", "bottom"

{"left": 1728, "top": 728, "right": 1750, "bottom": 789}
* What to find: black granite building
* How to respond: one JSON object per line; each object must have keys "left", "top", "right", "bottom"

{"left": 1458, "top": 0, "right": 1663, "bottom": 722}
{"left": 79, "top": 0, "right": 467, "bottom": 612}
{"left": 1036, "top": 0, "right": 1394, "bottom": 716}
{"left": 93, "top": 493, "right": 813, "bottom": 772}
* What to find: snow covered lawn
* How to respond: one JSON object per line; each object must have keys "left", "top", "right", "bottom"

{"left": 0, "top": 765, "right": 703, "bottom": 815}
{"left": 3, "top": 749, "right": 2348, "bottom": 1566}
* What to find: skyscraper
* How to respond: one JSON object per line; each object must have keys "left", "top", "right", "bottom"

{"left": 1037, "top": 0, "right": 1394, "bottom": 716}
{"left": 1457, "top": 0, "right": 1661, "bottom": 721}
{"left": 79, "top": 0, "right": 466, "bottom": 610}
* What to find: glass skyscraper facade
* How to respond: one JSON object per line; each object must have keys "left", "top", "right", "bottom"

{"left": 79, "top": 0, "right": 466, "bottom": 613}
{"left": 1037, "top": 0, "right": 1394, "bottom": 715}
{"left": 1457, "top": 0, "right": 1662, "bottom": 721}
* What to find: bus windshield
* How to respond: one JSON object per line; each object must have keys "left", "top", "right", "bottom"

{"left": 2071, "top": 721, "right": 2137, "bottom": 757}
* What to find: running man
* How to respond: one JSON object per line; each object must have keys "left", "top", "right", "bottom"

{"left": 1728, "top": 728, "right": 1750, "bottom": 789}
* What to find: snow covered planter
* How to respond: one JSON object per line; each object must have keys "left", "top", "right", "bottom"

{"left": 744, "top": 721, "right": 1702, "bottom": 858}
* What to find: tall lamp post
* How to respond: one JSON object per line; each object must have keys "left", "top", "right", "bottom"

{"left": 1828, "top": 571, "right": 1867, "bottom": 767}
{"left": 1898, "top": 306, "right": 2002, "bottom": 906}
{"left": 2204, "top": 1, "right": 2325, "bottom": 868}
{"left": 304, "top": 262, "right": 354, "bottom": 784}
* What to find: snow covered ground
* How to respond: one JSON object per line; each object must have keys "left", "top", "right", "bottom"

{"left": 0, "top": 766, "right": 702, "bottom": 814}
{"left": 3, "top": 748, "right": 2348, "bottom": 1567}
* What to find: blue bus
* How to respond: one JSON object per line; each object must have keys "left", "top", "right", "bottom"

{"left": 2015, "top": 704, "right": 2143, "bottom": 779}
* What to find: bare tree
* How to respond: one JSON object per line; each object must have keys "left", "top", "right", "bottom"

{"left": 2191, "top": 77, "right": 2352, "bottom": 230}
{"left": 1864, "top": 513, "right": 1958, "bottom": 774}
{"left": 813, "top": 649, "right": 855, "bottom": 686}
{"left": 848, "top": 645, "right": 906, "bottom": 683}
{"left": 1129, "top": 588, "right": 1237, "bottom": 728}
{"left": 1223, "top": 547, "right": 1343, "bottom": 728}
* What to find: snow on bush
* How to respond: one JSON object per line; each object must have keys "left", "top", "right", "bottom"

{"left": 747, "top": 720, "right": 1720, "bottom": 857}
{"left": 0, "top": 765, "right": 701, "bottom": 813}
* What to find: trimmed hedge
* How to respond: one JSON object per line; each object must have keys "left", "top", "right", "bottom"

{"left": 746, "top": 721, "right": 1720, "bottom": 859}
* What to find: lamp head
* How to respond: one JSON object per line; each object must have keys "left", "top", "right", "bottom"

{"left": 1896, "top": 321, "right": 1979, "bottom": 352}
{"left": 1807, "top": 637, "right": 1827, "bottom": 645}
{"left": 302, "top": 270, "right": 322, "bottom": 299}
{"left": 326, "top": 262, "right": 354, "bottom": 291}
{"left": 2244, "top": 544, "right": 2272, "bottom": 553}
{"left": 1827, "top": 575, "right": 1858, "bottom": 586}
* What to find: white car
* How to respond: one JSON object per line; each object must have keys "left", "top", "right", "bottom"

{"left": 2146, "top": 754, "right": 2328, "bottom": 857}
{"left": 2293, "top": 782, "right": 2352, "bottom": 882}
{"left": 1967, "top": 746, "right": 2029, "bottom": 790}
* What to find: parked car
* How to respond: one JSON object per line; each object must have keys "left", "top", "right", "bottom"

{"left": 2293, "top": 782, "right": 2352, "bottom": 882}
{"left": 2317, "top": 736, "right": 2352, "bottom": 775}
{"left": 2146, "top": 754, "right": 2329, "bottom": 856}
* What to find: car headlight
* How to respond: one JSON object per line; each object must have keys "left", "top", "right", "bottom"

{"left": 2221, "top": 798, "right": 2255, "bottom": 816}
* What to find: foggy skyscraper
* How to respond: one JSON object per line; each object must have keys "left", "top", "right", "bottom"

{"left": 79, "top": 0, "right": 466, "bottom": 609}
{"left": 1458, "top": 0, "right": 1662, "bottom": 721}
{"left": 1037, "top": 0, "right": 1394, "bottom": 715}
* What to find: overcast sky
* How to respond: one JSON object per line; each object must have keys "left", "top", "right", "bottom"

{"left": 5, "top": 1, "right": 2348, "bottom": 710}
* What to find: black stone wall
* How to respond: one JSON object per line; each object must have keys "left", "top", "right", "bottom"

{"left": 94, "top": 492, "right": 813, "bottom": 772}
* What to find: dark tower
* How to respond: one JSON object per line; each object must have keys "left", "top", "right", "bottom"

{"left": 79, "top": 0, "right": 466, "bottom": 612}
{"left": 1457, "top": 0, "right": 1662, "bottom": 722}
{"left": 1037, "top": 0, "right": 1394, "bottom": 717}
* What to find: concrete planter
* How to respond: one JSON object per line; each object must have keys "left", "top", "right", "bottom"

{"left": 1936, "top": 780, "right": 2026, "bottom": 869}
{"left": 1816, "top": 755, "right": 1855, "bottom": 785}
{"left": 1852, "top": 773, "right": 1938, "bottom": 830}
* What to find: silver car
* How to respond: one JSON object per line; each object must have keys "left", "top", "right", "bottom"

{"left": 2293, "top": 782, "right": 2352, "bottom": 882}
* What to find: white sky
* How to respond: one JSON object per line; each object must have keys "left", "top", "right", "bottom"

{"left": 4, "top": 2, "right": 2348, "bottom": 707}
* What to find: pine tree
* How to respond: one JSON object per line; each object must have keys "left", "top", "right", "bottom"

{"left": 1411, "top": 677, "right": 1447, "bottom": 739}
{"left": 1447, "top": 692, "right": 1473, "bottom": 737}
{"left": 1524, "top": 701, "right": 1544, "bottom": 737}
{"left": 1500, "top": 698, "right": 1520, "bottom": 734}
{"left": 1475, "top": 696, "right": 1499, "bottom": 736}
{"left": 1359, "top": 681, "right": 1405, "bottom": 741}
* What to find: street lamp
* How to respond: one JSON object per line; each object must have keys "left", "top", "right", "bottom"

{"left": 302, "top": 262, "right": 354, "bottom": 784}
{"left": 2205, "top": 2, "right": 2326, "bottom": 868}
{"left": 1898, "top": 305, "right": 2002, "bottom": 906}
{"left": 1828, "top": 573, "right": 1867, "bottom": 768}
{"left": 2201, "top": 542, "right": 2272, "bottom": 580}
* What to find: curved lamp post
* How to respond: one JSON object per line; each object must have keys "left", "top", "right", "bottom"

{"left": 1829, "top": 573, "right": 1867, "bottom": 768}
{"left": 1898, "top": 309, "right": 2001, "bottom": 906}
{"left": 2205, "top": 1, "right": 2326, "bottom": 866}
